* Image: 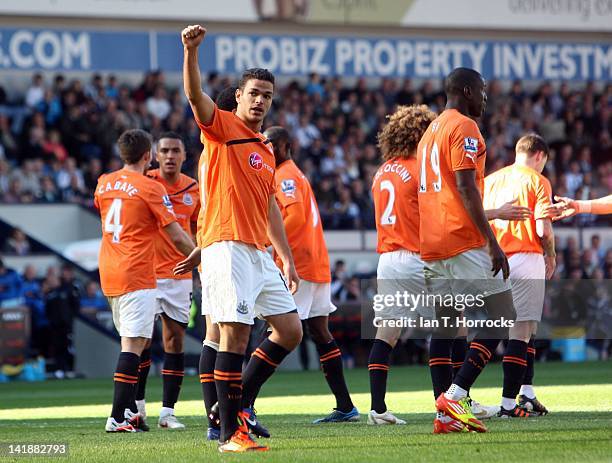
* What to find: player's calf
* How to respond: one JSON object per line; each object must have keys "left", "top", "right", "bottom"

{"left": 310, "top": 320, "right": 355, "bottom": 415}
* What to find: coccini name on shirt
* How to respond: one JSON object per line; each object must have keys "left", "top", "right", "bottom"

{"left": 97, "top": 181, "right": 139, "bottom": 197}
{"left": 376, "top": 163, "right": 412, "bottom": 183}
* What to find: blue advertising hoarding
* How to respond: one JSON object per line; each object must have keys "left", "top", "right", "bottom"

{"left": 0, "top": 27, "right": 610, "bottom": 81}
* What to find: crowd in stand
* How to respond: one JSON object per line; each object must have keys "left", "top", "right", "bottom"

{"left": 0, "top": 71, "right": 610, "bottom": 229}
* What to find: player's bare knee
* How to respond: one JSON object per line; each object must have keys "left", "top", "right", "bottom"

{"left": 307, "top": 321, "right": 333, "bottom": 345}
{"left": 219, "top": 323, "right": 250, "bottom": 353}
{"left": 204, "top": 316, "right": 220, "bottom": 344}
{"left": 164, "top": 334, "right": 184, "bottom": 353}
{"left": 509, "top": 321, "right": 533, "bottom": 343}
{"left": 286, "top": 322, "right": 303, "bottom": 349}
{"left": 273, "top": 319, "right": 303, "bottom": 350}
{"left": 375, "top": 326, "right": 401, "bottom": 347}
{"left": 205, "top": 330, "right": 220, "bottom": 344}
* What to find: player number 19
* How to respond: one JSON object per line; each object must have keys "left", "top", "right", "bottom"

{"left": 419, "top": 142, "right": 442, "bottom": 193}
{"left": 104, "top": 198, "right": 123, "bottom": 243}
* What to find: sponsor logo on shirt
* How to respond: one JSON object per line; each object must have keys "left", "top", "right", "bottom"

{"left": 183, "top": 192, "right": 193, "bottom": 206}
{"left": 281, "top": 179, "right": 296, "bottom": 198}
{"left": 249, "top": 152, "right": 263, "bottom": 171}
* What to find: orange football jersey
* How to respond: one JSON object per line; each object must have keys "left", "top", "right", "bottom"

{"left": 372, "top": 157, "right": 420, "bottom": 254}
{"left": 274, "top": 160, "right": 330, "bottom": 283}
{"left": 417, "top": 109, "right": 487, "bottom": 261}
{"left": 196, "top": 106, "right": 275, "bottom": 251}
{"left": 94, "top": 168, "right": 176, "bottom": 296}
{"left": 148, "top": 169, "right": 199, "bottom": 280}
{"left": 484, "top": 164, "right": 553, "bottom": 256}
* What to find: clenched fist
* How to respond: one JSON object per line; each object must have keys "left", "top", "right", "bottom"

{"left": 182, "top": 25, "right": 206, "bottom": 49}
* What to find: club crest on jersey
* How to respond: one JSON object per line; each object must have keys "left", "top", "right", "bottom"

{"left": 249, "top": 152, "right": 263, "bottom": 171}
{"left": 281, "top": 179, "right": 296, "bottom": 198}
{"left": 237, "top": 300, "right": 249, "bottom": 315}
{"left": 182, "top": 192, "right": 193, "bottom": 206}
{"left": 464, "top": 137, "right": 479, "bottom": 153}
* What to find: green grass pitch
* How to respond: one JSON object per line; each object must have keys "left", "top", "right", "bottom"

{"left": 1, "top": 361, "right": 611, "bottom": 462}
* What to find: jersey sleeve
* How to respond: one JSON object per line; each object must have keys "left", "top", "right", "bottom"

{"left": 534, "top": 176, "right": 553, "bottom": 220}
{"left": 146, "top": 182, "right": 177, "bottom": 228}
{"left": 190, "top": 184, "right": 201, "bottom": 223}
{"left": 450, "top": 120, "right": 486, "bottom": 171}
{"left": 93, "top": 175, "right": 104, "bottom": 210}
{"left": 194, "top": 105, "right": 233, "bottom": 143}
{"left": 275, "top": 175, "right": 303, "bottom": 208}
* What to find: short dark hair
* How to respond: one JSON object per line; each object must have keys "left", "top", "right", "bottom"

{"left": 515, "top": 133, "right": 550, "bottom": 158}
{"left": 238, "top": 68, "right": 275, "bottom": 90}
{"left": 264, "top": 126, "right": 290, "bottom": 148}
{"left": 157, "top": 131, "right": 184, "bottom": 144}
{"left": 215, "top": 86, "right": 238, "bottom": 111}
{"left": 444, "top": 67, "right": 483, "bottom": 97}
{"left": 117, "top": 129, "right": 152, "bottom": 165}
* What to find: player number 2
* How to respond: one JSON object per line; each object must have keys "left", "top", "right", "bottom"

{"left": 380, "top": 180, "right": 396, "bottom": 225}
{"left": 104, "top": 198, "right": 123, "bottom": 243}
{"left": 419, "top": 142, "right": 442, "bottom": 192}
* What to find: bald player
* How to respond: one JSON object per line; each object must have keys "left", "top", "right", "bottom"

{"left": 263, "top": 125, "right": 358, "bottom": 424}
{"left": 417, "top": 68, "right": 517, "bottom": 433}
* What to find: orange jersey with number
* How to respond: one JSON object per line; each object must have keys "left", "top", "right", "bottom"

{"left": 484, "top": 164, "right": 553, "bottom": 256}
{"left": 196, "top": 106, "right": 275, "bottom": 251}
{"left": 372, "top": 157, "right": 420, "bottom": 254}
{"left": 94, "top": 168, "right": 176, "bottom": 296}
{"left": 147, "top": 169, "right": 199, "bottom": 280}
{"left": 417, "top": 109, "right": 487, "bottom": 261}
{"left": 273, "top": 160, "right": 330, "bottom": 283}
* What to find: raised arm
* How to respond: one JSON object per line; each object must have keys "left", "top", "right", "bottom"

{"left": 182, "top": 25, "right": 215, "bottom": 126}
{"left": 456, "top": 170, "right": 509, "bottom": 279}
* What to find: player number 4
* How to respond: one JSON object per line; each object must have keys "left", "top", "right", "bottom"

{"left": 419, "top": 142, "right": 442, "bottom": 193}
{"left": 104, "top": 198, "right": 123, "bottom": 243}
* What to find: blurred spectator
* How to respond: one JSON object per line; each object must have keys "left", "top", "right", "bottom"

{"left": 0, "top": 159, "right": 10, "bottom": 196}
{"left": 42, "top": 130, "right": 68, "bottom": 162}
{"left": 12, "top": 159, "right": 42, "bottom": 197}
{"left": 25, "top": 73, "right": 45, "bottom": 108}
{"left": 21, "top": 265, "right": 49, "bottom": 355}
{"left": 331, "top": 259, "right": 347, "bottom": 299}
{"left": 44, "top": 265, "right": 80, "bottom": 378}
{"left": 80, "top": 281, "right": 109, "bottom": 316}
{"left": 146, "top": 84, "right": 171, "bottom": 120}
{"left": 305, "top": 72, "right": 325, "bottom": 98}
{"left": 2, "top": 228, "right": 31, "bottom": 255}
{"left": 590, "top": 234, "right": 605, "bottom": 264}
{"left": 0, "top": 258, "right": 22, "bottom": 304}
{"left": 337, "top": 276, "right": 362, "bottom": 302}
{"left": 37, "top": 176, "right": 60, "bottom": 203}
{"left": 330, "top": 187, "right": 360, "bottom": 229}
{"left": 0, "top": 72, "right": 609, "bottom": 230}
